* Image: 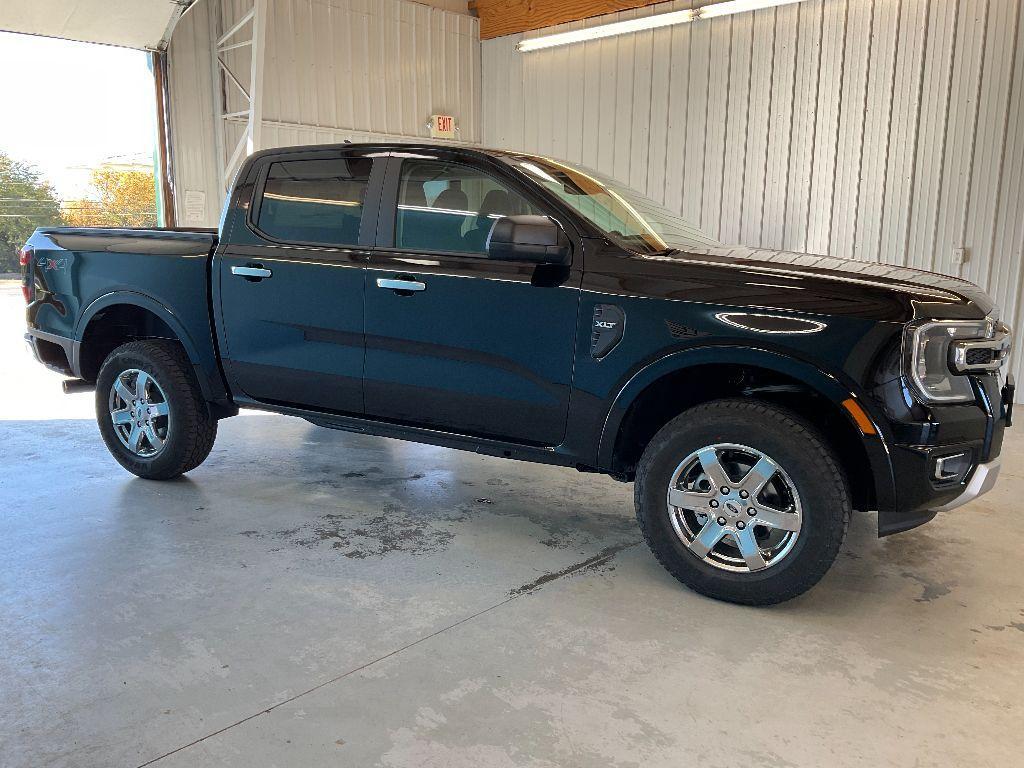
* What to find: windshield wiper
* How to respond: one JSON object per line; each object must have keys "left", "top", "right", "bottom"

{"left": 608, "top": 232, "right": 680, "bottom": 256}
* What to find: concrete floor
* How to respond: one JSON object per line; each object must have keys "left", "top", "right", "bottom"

{"left": 2, "top": 279, "right": 1022, "bottom": 767}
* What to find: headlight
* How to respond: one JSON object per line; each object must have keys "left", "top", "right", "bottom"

{"left": 905, "top": 320, "right": 999, "bottom": 403}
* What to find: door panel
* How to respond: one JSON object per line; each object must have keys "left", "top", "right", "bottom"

{"left": 217, "top": 151, "right": 382, "bottom": 414}
{"left": 219, "top": 245, "right": 367, "bottom": 412}
{"left": 365, "top": 255, "right": 579, "bottom": 444}
{"left": 363, "top": 156, "right": 581, "bottom": 446}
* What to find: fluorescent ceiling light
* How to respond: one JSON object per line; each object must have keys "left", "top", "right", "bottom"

{"left": 516, "top": 0, "right": 804, "bottom": 52}
{"left": 516, "top": 9, "right": 695, "bottom": 51}
{"left": 698, "top": 0, "right": 803, "bottom": 18}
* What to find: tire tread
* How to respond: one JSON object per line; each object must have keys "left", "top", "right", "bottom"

{"left": 96, "top": 339, "right": 217, "bottom": 480}
{"left": 634, "top": 398, "right": 850, "bottom": 605}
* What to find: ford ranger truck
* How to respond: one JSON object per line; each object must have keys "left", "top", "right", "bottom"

{"left": 21, "top": 143, "right": 1015, "bottom": 605}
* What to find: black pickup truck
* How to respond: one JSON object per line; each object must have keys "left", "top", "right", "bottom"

{"left": 22, "top": 143, "right": 1014, "bottom": 604}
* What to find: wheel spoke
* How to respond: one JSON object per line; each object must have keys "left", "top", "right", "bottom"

{"left": 667, "top": 442, "right": 804, "bottom": 574}
{"left": 669, "top": 487, "right": 713, "bottom": 511}
{"left": 128, "top": 424, "right": 144, "bottom": 452}
{"left": 114, "top": 378, "right": 134, "bottom": 405}
{"left": 144, "top": 425, "right": 164, "bottom": 452}
{"left": 111, "top": 408, "right": 133, "bottom": 425}
{"left": 734, "top": 527, "right": 768, "bottom": 571}
{"left": 740, "top": 455, "right": 778, "bottom": 497}
{"left": 149, "top": 401, "right": 169, "bottom": 418}
{"left": 697, "top": 447, "right": 732, "bottom": 490}
{"left": 754, "top": 508, "right": 801, "bottom": 532}
{"left": 134, "top": 371, "right": 151, "bottom": 400}
{"left": 688, "top": 519, "right": 727, "bottom": 558}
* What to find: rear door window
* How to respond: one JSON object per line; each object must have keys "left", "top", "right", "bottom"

{"left": 395, "top": 160, "right": 541, "bottom": 255}
{"left": 257, "top": 157, "right": 371, "bottom": 246}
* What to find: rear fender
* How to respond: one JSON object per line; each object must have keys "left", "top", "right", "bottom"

{"left": 75, "top": 291, "right": 226, "bottom": 404}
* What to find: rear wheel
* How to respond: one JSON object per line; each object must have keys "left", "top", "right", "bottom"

{"left": 635, "top": 399, "right": 850, "bottom": 605}
{"left": 96, "top": 340, "right": 217, "bottom": 480}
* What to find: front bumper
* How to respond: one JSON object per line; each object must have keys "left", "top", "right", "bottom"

{"left": 876, "top": 372, "right": 1009, "bottom": 535}
{"left": 932, "top": 457, "right": 1001, "bottom": 512}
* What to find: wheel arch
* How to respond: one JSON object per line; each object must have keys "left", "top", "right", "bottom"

{"left": 598, "top": 346, "right": 896, "bottom": 514}
{"left": 73, "top": 292, "right": 226, "bottom": 409}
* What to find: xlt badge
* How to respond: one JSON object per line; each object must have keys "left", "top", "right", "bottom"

{"left": 591, "top": 304, "right": 625, "bottom": 360}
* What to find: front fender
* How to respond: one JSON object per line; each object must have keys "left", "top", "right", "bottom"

{"left": 596, "top": 345, "right": 897, "bottom": 514}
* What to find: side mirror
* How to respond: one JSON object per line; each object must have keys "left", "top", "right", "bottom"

{"left": 486, "top": 215, "right": 571, "bottom": 264}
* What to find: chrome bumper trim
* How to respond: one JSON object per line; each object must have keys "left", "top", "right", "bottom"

{"left": 934, "top": 457, "right": 1002, "bottom": 512}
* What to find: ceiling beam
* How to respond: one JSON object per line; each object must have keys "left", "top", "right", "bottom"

{"left": 470, "top": 0, "right": 668, "bottom": 40}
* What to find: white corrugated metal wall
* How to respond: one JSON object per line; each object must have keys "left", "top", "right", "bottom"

{"left": 167, "top": 0, "right": 479, "bottom": 224}
{"left": 482, "top": 0, "right": 1024, "bottom": 391}
{"left": 166, "top": 0, "right": 223, "bottom": 225}
{"left": 168, "top": 0, "right": 1024, "bottom": 389}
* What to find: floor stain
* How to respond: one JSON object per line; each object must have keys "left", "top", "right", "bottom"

{"left": 982, "top": 622, "right": 1024, "bottom": 633}
{"left": 243, "top": 504, "right": 461, "bottom": 559}
{"left": 314, "top": 471, "right": 426, "bottom": 490}
{"left": 234, "top": 472, "right": 636, "bottom": 559}
{"left": 510, "top": 541, "right": 638, "bottom": 596}
{"left": 487, "top": 501, "right": 637, "bottom": 551}
{"left": 900, "top": 571, "right": 956, "bottom": 602}
{"left": 540, "top": 537, "right": 570, "bottom": 549}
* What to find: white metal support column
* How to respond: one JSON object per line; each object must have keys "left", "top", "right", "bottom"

{"left": 208, "top": 0, "right": 227, "bottom": 194}
{"left": 210, "top": 0, "right": 266, "bottom": 192}
{"left": 247, "top": 0, "right": 267, "bottom": 156}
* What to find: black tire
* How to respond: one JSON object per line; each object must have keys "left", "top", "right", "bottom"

{"left": 95, "top": 339, "right": 217, "bottom": 480}
{"left": 635, "top": 399, "right": 850, "bottom": 605}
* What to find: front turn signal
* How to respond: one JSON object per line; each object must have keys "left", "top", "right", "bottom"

{"left": 841, "top": 397, "right": 877, "bottom": 436}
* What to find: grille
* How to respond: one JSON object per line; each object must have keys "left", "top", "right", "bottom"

{"left": 965, "top": 348, "right": 995, "bottom": 366}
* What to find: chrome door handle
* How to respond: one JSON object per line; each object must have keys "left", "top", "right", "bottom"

{"left": 231, "top": 265, "right": 273, "bottom": 279}
{"left": 376, "top": 278, "right": 425, "bottom": 292}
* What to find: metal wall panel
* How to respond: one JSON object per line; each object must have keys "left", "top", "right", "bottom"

{"left": 482, "top": 0, "right": 1024, "bottom": 395}
{"left": 166, "top": 0, "right": 223, "bottom": 225}
{"left": 220, "top": 0, "right": 479, "bottom": 144}
{"left": 168, "top": 0, "right": 480, "bottom": 223}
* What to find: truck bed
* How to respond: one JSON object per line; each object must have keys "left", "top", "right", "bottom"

{"left": 24, "top": 226, "right": 221, "bottom": 391}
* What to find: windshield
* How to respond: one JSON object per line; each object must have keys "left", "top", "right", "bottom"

{"left": 506, "top": 154, "right": 720, "bottom": 253}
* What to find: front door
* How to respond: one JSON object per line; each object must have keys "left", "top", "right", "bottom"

{"left": 363, "top": 154, "right": 581, "bottom": 445}
{"left": 217, "top": 149, "right": 383, "bottom": 414}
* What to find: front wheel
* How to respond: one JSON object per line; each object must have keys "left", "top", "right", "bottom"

{"left": 95, "top": 340, "right": 217, "bottom": 480}
{"left": 635, "top": 399, "right": 850, "bottom": 605}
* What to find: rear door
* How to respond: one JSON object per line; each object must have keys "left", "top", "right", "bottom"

{"left": 362, "top": 152, "right": 582, "bottom": 445}
{"left": 217, "top": 148, "right": 384, "bottom": 414}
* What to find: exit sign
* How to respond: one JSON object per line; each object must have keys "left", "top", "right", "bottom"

{"left": 429, "top": 114, "right": 456, "bottom": 139}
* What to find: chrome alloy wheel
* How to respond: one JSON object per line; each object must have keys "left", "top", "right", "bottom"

{"left": 108, "top": 368, "right": 170, "bottom": 458}
{"left": 666, "top": 443, "right": 803, "bottom": 573}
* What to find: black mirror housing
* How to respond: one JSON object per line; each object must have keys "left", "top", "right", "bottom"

{"left": 486, "top": 215, "right": 571, "bottom": 264}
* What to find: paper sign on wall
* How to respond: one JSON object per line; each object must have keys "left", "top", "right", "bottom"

{"left": 429, "top": 114, "right": 456, "bottom": 139}
{"left": 184, "top": 190, "right": 206, "bottom": 225}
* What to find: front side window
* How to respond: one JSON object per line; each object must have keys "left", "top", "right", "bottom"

{"left": 508, "top": 155, "right": 720, "bottom": 253}
{"left": 395, "top": 160, "right": 542, "bottom": 255}
{"left": 257, "top": 156, "right": 371, "bottom": 246}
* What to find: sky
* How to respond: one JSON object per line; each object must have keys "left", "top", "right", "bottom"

{"left": 0, "top": 32, "right": 156, "bottom": 200}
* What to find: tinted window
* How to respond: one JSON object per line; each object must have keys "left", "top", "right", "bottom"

{"left": 395, "top": 160, "right": 541, "bottom": 255}
{"left": 257, "top": 157, "right": 371, "bottom": 246}
{"left": 509, "top": 155, "right": 720, "bottom": 252}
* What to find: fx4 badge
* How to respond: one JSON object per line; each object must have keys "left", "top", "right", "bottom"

{"left": 38, "top": 256, "right": 69, "bottom": 273}
{"left": 591, "top": 304, "right": 625, "bottom": 359}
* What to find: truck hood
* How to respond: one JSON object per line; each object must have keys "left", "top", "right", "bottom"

{"left": 644, "top": 243, "right": 997, "bottom": 320}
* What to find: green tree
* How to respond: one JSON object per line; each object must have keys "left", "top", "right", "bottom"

{"left": 62, "top": 167, "right": 156, "bottom": 228}
{"left": 0, "top": 152, "right": 62, "bottom": 272}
